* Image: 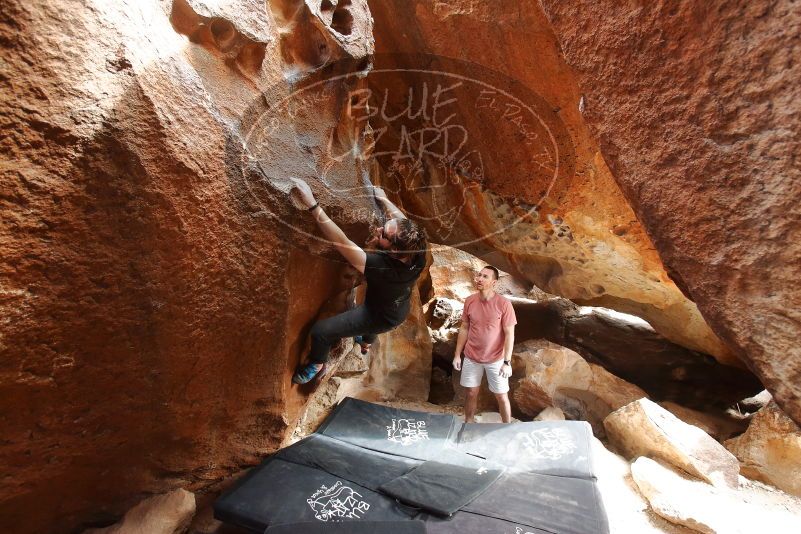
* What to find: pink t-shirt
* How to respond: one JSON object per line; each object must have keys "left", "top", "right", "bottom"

{"left": 462, "top": 292, "right": 517, "bottom": 363}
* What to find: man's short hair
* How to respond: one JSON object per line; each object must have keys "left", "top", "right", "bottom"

{"left": 482, "top": 265, "right": 500, "bottom": 280}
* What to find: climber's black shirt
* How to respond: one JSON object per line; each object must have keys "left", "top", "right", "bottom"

{"left": 364, "top": 251, "right": 426, "bottom": 324}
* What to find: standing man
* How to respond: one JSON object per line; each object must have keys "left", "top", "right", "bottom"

{"left": 452, "top": 266, "right": 517, "bottom": 423}
{"left": 289, "top": 178, "right": 428, "bottom": 385}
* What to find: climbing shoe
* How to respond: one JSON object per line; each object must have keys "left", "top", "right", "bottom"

{"left": 292, "top": 362, "right": 324, "bottom": 385}
{"left": 354, "top": 335, "right": 371, "bottom": 355}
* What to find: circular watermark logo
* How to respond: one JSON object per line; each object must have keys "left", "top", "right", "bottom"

{"left": 237, "top": 53, "right": 575, "bottom": 254}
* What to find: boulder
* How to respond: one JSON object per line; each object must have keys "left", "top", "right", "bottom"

{"left": 426, "top": 296, "right": 463, "bottom": 367}
{"left": 511, "top": 339, "right": 647, "bottom": 434}
{"left": 725, "top": 401, "right": 801, "bottom": 498}
{"left": 631, "top": 457, "right": 799, "bottom": 534}
{"left": 0, "top": 0, "right": 376, "bottom": 531}
{"left": 540, "top": 0, "right": 801, "bottom": 425}
{"left": 427, "top": 297, "right": 462, "bottom": 330}
{"left": 427, "top": 245, "right": 534, "bottom": 301}
{"left": 84, "top": 489, "right": 195, "bottom": 534}
{"left": 604, "top": 399, "right": 740, "bottom": 489}
{"left": 590, "top": 441, "right": 698, "bottom": 534}
{"left": 430, "top": 325, "right": 459, "bottom": 367}
{"left": 534, "top": 407, "right": 566, "bottom": 422}
{"left": 659, "top": 402, "right": 747, "bottom": 442}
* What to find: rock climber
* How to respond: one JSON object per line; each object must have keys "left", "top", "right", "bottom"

{"left": 452, "top": 265, "right": 517, "bottom": 423}
{"left": 289, "top": 177, "right": 428, "bottom": 385}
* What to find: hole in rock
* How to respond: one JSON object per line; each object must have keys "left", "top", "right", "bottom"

{"left": 209, "top": 17, "right": 237, "bottom": 52}
{"left": 168, "top": 0, "right": 266, "bottom": 73}
{"left": 331, "top": 0, "right": 354, "bottom": 35}
{"left": 356, "top": 56, "right": 372, "bottom": 73}
{"left": 282, "top": 19, "right": 332, "bottom": 70}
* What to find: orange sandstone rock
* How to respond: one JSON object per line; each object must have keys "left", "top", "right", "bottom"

{"left": 539, "top": 0, "right": 801, "bottom": 425}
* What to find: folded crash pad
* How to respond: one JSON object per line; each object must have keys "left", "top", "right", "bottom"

{"left": 378, "top": 454, "right": 504, "bottom": 516}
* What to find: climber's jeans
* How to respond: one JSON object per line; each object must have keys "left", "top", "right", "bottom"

{"left": 308, "top": 304, "right": 399, "bottom": 364}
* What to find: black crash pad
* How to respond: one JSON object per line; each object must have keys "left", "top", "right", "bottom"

{"left": 456, "top": 421, "right": 596, "bottom": 478}
{"left": 317, "top": 397, "right": 459, "bottom": 461}
{"left": 214, "top": 458, "right": 414, "bottom": 532}
{"left": 464, "top": 472, "right": 608, "bottom": 534}
{"left": 276, "top": 433, "right": 420, "bottom": 491}
{"left": 378, "top": 454, "right": 504, "bottom": 516}
{"left": 419, "top": 512, "right": 553, "bottom": 534}
{"left": 215, "top": 398, "right": 609, "bottom": 534}
{"left": 264, "top": 520, "right": 428, "bottom": 534}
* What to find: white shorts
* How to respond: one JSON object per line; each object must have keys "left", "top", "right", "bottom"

{"left": 459, "top": 356, "right": 509, "bottom": 394}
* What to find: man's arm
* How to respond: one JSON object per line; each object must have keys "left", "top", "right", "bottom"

{"left": 499, "top": 324, "right": 515, "bottom": 378}
{"left": 452, "top": 320, "right": 469, "bottom": 371}
{"left": 373, "top": 186, "right": 407, "bottom": 220}
{"left": 311, "top": 205, "right": 367, "bottom": 273}
{"left": 291, "top": 178, "right": 367, "bottom": 273}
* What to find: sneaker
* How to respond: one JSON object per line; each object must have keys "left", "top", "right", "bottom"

{"left": 292, "top": 362, "right": 324, "bottom": 384}
{"left": 354, "top": 336, "right": 371, "bottom": 355}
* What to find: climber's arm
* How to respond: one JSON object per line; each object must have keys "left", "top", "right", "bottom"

{"left": 310, "top": 205, "right": 367, "bottom": 273}
{"left": 290, "top": 177, "right": 367, "bottom": 273}
{"left": 373, "top": 186, "right": 407, "bottom": 220}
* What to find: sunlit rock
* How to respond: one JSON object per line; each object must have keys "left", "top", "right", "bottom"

{"left": 725, "top": 401, "right": 801, "bottom": 498}
{"left": 605, "top": 399, "right": 740, "bottom": 489}
{"left": 511, "top": 339, "right": 647, "bottom": 435}
{"left": 631, "top": 457, "right": 799, "bottom": 534}
{"left": 659, "top": 402, "right": 747, "bottom": 443}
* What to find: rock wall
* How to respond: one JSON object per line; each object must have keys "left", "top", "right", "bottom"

{"left": 539, "top": 0, "right": 801, "bottom": 425}
{"left": 0, "top": 0, "right": 374, "bottom": 532}
{"left": 2, "top": 0, "right": 797, "bottom": 531}
{"left": 366, "top": 0, "right": 733, "bottom": 365}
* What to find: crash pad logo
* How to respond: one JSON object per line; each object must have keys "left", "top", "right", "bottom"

{"left": 238, "top": 53, "right": 575, "bottom": 252}
{"left": 386, "top": 418, "right": 429, "bottom": 446}
{"left": 306, "top": 481, "right": 371, "bottom": 522}
{"left": 517, "top": 428, "right": 577, "bottom": 460}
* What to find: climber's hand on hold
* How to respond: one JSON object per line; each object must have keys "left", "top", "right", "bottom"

{"left": 373, "top": 185, "right": 388, "bottom": 201}
{"left": 372, "top": 185, "right": 406, "bottom": 220}
{"left": 289, "top": 177, "right": 316, "bottom": 209}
